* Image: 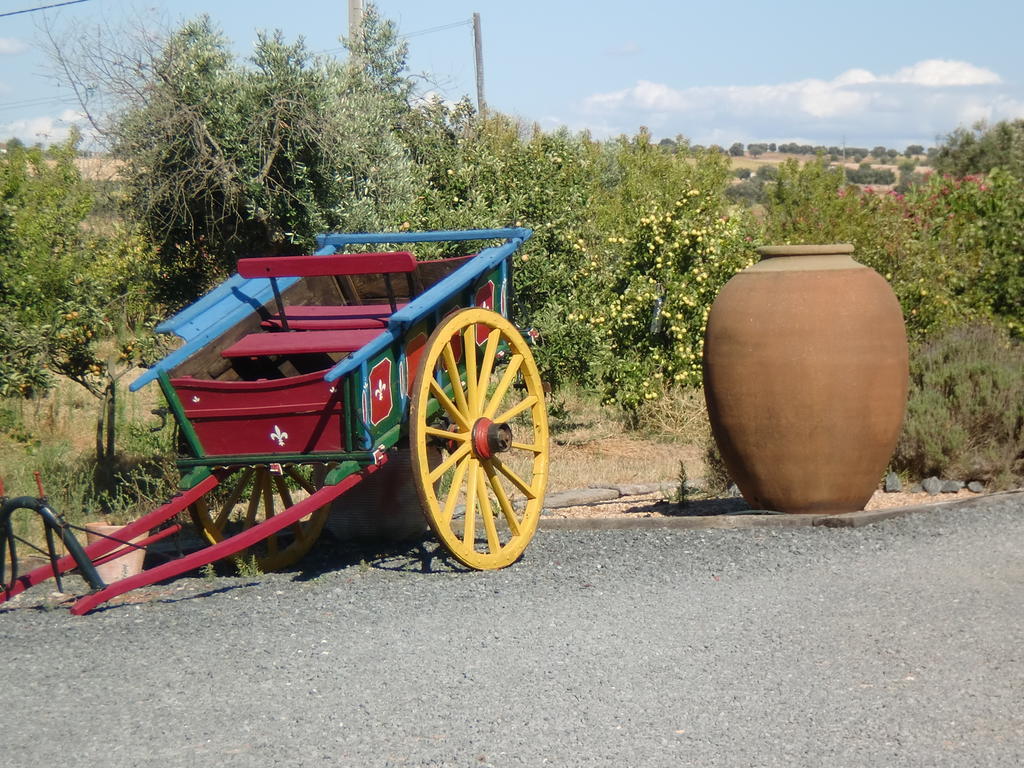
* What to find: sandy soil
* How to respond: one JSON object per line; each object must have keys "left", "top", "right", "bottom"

{"left": 545, "top": 488, "right": 983, "bottom": 520}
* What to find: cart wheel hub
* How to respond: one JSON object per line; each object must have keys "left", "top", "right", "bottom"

{"left": 471, "top": 418, "right": 512, "bottom": 459}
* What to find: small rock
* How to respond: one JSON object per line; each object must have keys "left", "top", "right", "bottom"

{"left": 967, "top": 480, "right": 985, "bottom": 493}
{"left": 940, "top": 480, "right": 963, "bottom": 493}
{"left": 726, "top": 483, "right": 742, "bottom": 498}
{"left": 908, "top": 482, "right": 923, "bottom": 493}
{"left": 884, "top": 472, "right": 902, "bottom": 493}
{"left": 921, "top": 476, "right": 943, "bottom": 496}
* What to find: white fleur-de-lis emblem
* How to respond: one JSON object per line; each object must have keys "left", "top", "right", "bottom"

{"left": 374, "top": 379, "right": 388, "bottom": 401}
{"left": 270, "top": 425, "right": 288, "bottom": 447}
{"left": 191, "top": 396, "right": 201, "bottom": 403}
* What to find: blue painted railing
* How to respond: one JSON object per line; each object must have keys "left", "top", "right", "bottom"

{"left": 131, "top": 229, "right": 531, "bottom": 392}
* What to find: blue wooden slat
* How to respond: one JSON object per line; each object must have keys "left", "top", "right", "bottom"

{"left": 316, "top": 227, "right": 532, "bottom": 248}
{"left": 130, "top": 276, "right": 301, "bottom": 391}
{"left": 131, "top": 247, "right": 337, "bottom": 391}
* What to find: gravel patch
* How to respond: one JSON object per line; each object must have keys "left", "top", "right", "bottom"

{"left": 2, "top": 495, "right": 1022, "bottom": 767}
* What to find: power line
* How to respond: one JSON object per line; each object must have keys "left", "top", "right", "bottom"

{"left": 0, "top": 0, "right": 93, "bottom": 19}
{"left": 0, "top": 94, "right": 79, "bottom": 111}
{"left": 312, "top": 17, "right": 472, "bottom": 55}
{"left": 403, "top": 19, "right": 472, "bottom": 39}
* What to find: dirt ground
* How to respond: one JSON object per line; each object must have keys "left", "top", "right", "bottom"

{"left": 541, "top": 392, "right": 987, "bottom": 519}
{"left": 543, "top": 487, "right": 984, "bottom": 520}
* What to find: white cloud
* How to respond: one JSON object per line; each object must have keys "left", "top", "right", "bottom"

{"left": 0, "top": 38, "right": 28, "bottom": 55}
{"left": 1, "top": 109, "right": 91, "bottom": 145}
{"left": 883, "top": 59, "right": 1000, "bottom": 87}
{"left": 834, "top": 68, "right": 876, "bottom": 86}
{"left": 577, "top": 59, "right": 1024, "bottom": 146}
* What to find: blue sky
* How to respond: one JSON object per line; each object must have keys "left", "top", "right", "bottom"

{"left": 2, "top": 0, "right": 1023, "bottom": 149}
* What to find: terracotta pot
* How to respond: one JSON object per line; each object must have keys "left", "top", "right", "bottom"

{"left": 702, "top": 244, "right": 908, "bottom": 513}
{"left": 84, "top": 522, "right": 147, "bottom": 583}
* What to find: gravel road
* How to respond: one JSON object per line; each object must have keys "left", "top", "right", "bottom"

{"left": 3, "top": 495, "right": 1022, "bottom": 767}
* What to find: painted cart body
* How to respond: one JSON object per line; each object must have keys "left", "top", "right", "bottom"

{"left": 136, "top": 229, "right": 518, "bottom": 468}
{"left": 1, "top": 229, "right": 550, "bottom": 614}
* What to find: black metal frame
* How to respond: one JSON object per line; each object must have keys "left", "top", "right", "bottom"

{"left": 1, "top": 494, "right": 106, "bottom": 593}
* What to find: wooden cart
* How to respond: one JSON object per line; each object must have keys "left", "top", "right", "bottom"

{"left": 1, "top": 228, "right": 549, "bottom": 614}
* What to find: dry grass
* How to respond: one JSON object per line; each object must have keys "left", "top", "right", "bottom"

{"left": 74, "top": 155, "right": 123, "bottom": 182}
{"left": 729, "top": 152, "right": 806, "bottom": 171}
{"left": 546, "top": 388, "right": 707, "bottom": 492}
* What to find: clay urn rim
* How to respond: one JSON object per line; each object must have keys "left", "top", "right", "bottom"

{"left": 756, "top": 244, "right": 855, "bottom": 258}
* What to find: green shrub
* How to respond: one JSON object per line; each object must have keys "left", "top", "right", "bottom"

{"left": 911, "top": 168, "right": 1024, "bottom": 337}
{"left": 702, "top": 433, "right": 732, "bottom": 496}
{"left": 404, "top": 107, "right": 600, "bottom": 386}
{"left": 576, "top": 138, "right": 759, "bottom": 408}
{"left": 762, "top": 158, "right": 1023, "bottom": 340}
{"left": 894, "top": 324, "right": 1024, "bottom": 487}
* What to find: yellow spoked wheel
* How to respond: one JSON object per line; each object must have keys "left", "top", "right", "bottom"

{"left": 189, "top": 464, "right": 330, "bottom": 572}
{"left": 410, "top": 308, "right": 549, "bottom": 569}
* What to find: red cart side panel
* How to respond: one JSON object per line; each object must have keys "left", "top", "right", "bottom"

{"left": 237, "top": 251, "right": 417, "bottom": 278}
{"left": 171, "top": 371, "right": 346, "bottom": 456}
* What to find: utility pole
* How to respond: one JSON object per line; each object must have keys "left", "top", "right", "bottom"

{"left": 348, "top": 0, "right": 363, "bottom": 45}
{"left": 473, "top": 12, "right": 486, "bottom": 115}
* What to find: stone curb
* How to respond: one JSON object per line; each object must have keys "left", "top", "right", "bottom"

{"left": 537, "top": 489, "right": 1024, "bottom": 532}
{"left": 542, "top": 482, "right": 676, "bottom": 510}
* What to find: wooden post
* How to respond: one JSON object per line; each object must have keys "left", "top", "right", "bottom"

{"left": 473, "top": 12, "right": 486, "bottom": 115}
{"left": 348, "top": 0, "right": 363, "bottom": 45}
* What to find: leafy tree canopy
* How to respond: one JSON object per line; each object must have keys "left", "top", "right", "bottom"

{"left": 933, "top": 119, "right": 1024, "bottom": 179}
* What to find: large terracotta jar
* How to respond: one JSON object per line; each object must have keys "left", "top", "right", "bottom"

{"left": 702, "top": 244, "right": 908, "bottom": 514}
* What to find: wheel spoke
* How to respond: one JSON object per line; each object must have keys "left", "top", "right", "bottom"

{"left": 243, "top": 471, "right": 263, "bottom": 527}
{"left": 463, "top": 326, "right": 480, "bottom": 413}
{"left": 463, "top": 458, "right": 478, "bottom": 548}
{"left": 261, "top": 472, "right": 276, "bottom": 558}
{"left": 274, "top": 476, "right": 305, "bottom": 542}
{"left": 477, "top": 467, "right": 501, "bottom": 553}
{"left": 217, "top": 467, "right": 255, "bottom": 533}
{"left": 273, "top": 475, "right": 294, "bottom": 508}
{"left": 483, "top": 354, "right": 524, "bottom": 419}
{"left": 429, "top": 378, "right": 471, "bottom": 432}
{"left": 510, "top": 441, "right": 543, "bottom": 453}
{"left": 492, "top": 457, "right": 537, "bottom": 499}
{"left": 425, "top": 425, "right": 467, "bottom": 442}
{"left": 441, "top": 342, "right": 469, "bottom": 416}
{"left": 261, "top": 470, "right": 275, "bottom": 519}
{"left": 483, "top": 462, "right": 521, "bottom": 536}
{"left": 284, "top": 465, "right": 315, "bottom": 494}
{"left": 477, "top": 328, "right": 501, "bottom": 394}
{"left": 493, "top": 394, "right": 538, "bottom": 425}
{"left": 441, "top": 453, "right": 471, "bottom": 524}
{"left": 429, "top": 441, "right": 471, "bottom": 483}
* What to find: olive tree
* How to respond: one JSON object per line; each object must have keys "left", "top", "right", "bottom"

{"left": 49, "top": 4, "right": 420, "bottom": 307}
